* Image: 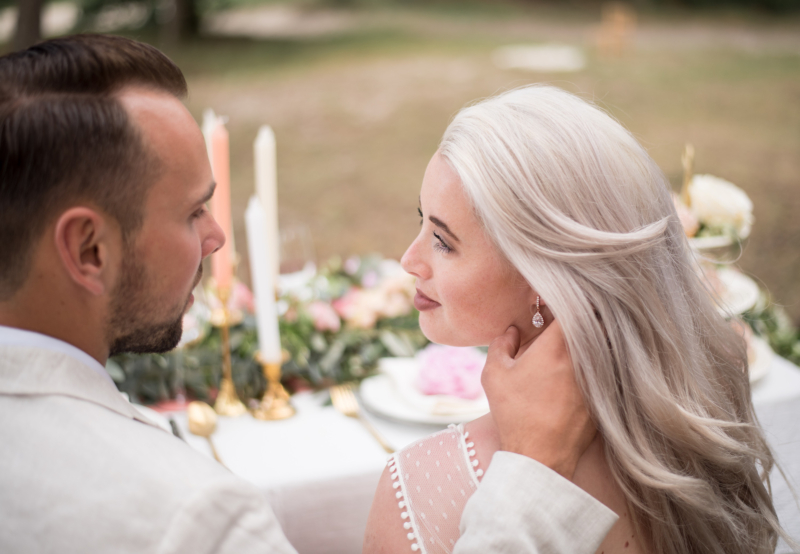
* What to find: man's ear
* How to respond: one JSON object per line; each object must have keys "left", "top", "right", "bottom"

{"left": 54, "top": 207, "right": 117, "bottom": 296}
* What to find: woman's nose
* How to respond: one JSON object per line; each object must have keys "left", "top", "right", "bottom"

{"left": 401, "top": 235, "right": 431, "bottom": 280}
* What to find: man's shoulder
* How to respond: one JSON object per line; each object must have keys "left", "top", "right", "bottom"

{"left": 0, "top": 391, "right": 256, "bottom": 552}
{"left": 0, "top": 389, "right": 229, "bottom": 485}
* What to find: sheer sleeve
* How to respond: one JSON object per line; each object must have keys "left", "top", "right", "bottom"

{"left": 388, "top": 424, "right": 483, "bottom": 554}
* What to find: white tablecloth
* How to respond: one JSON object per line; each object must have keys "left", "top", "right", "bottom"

{"left": 170, "top": 356, "right": 800, "bottom": 554}
{"left": 171, "top": 392, "right": 446, "bottom": 553}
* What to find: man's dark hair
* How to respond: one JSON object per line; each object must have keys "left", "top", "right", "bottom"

{"left": 0, "top": 34, "right": 188, "bottom": 299}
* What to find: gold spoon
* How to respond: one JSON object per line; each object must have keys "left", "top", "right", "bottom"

{"left": 187, "top": 401, "right": 225, "bottom": 466}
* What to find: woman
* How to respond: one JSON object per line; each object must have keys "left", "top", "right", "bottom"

{"left": 364, "top": 85, "right": 787, "bottom": 554}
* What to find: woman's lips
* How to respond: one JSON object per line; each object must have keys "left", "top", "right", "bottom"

{"left": 414, "top": 289, "right": 441, "bottom": 311}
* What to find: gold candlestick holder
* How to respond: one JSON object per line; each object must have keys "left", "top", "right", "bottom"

{"left": 211, "top": 285, "right": 247, "bottom": 417}
{"left": 252, "top": 351, "right": 295, "bottom": 421}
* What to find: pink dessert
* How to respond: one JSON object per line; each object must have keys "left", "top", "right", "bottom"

{"left": 415, "top": 345, "right": 486, "bottom": 400}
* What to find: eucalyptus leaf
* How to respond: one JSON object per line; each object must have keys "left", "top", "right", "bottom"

{"left": 320, "top": 340, "right": 346, "bottom": 373}
{"left": 379, "top": 331, "right": 415, "bottom": 357}
{"left": 104, "top": 359, "right": 125, "bottom": 383}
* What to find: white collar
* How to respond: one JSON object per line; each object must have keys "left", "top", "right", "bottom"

{"left": 0, "top": 325, "right": 113, "bottom": 385}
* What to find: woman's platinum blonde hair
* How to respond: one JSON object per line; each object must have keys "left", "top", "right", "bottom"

{"left": 439, "top": 85, "right": 787, "bottom": 554}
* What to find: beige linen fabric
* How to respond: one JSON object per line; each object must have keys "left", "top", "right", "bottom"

{"left": 0, "top": 345, "right": 297, "bottom": 554}
{"left": 457, "top": 452, "right": 619, "bottom": 554}
{"left": 0, "top": 344, "right": 617, "bottom": 553}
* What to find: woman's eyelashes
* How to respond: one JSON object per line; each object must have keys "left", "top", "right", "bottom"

{"left": 418, "top": 207, "right": 453, "bottom": 254}
{"left": 432, "top": 231, "right": 453, "bottom": 254}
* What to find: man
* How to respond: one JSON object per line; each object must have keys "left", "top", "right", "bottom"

{"left": 0, "top": 35, "right": 616, "bottom": 553}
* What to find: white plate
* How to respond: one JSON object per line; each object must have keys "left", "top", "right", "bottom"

{"left": 360, "top": 373, "right": 489, "bottom": 425}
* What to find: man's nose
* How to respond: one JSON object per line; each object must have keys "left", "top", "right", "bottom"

{"left": 202, "top": 216, "right": 226, "bottom": 258}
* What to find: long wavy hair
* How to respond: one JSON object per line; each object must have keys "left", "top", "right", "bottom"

{"left": 439, "top": 85, "right": 788, "bottom": 554}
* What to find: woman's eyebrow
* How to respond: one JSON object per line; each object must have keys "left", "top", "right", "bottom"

{"left": 429, "top": 216, "right": 461, "bottom": 243}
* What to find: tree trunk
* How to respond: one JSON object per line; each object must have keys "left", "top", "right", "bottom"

{"left": 159, "top": 0, "right": 198, "bottom": 47}
{"left": 13, "top": 0, "right": 44, "bottom": 52}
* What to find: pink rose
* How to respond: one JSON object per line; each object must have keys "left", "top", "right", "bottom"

{"left": 416, "top": 345, "right": 486, "bottom": 400}
{"left": 332, "top": 287, "right": 380, "bottom": 329}
{"left": 229, "top": 281, "right": 255, "bottom": 314}
{"left": 307, "top": 301, "right": 341, "bottom": 333}
{"left": 361, "top": 270, "right": 379, "bottom": 288}
{"left": 344, "top": 256, "right": 361, "bottom": 275}
{"left": 332, "top": 287, "right": 360, "bottom": 320}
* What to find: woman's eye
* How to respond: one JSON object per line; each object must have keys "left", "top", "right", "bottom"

{"left": 191, "top": 206, "right": 207, "bottom": 220}
{"left": 417, "top": 207, "right": 423, "bottom": 226}
{"left": 432, "top": 231, "right": 452, "bottom": 254}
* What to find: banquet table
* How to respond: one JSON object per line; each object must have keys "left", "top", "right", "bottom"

{"left": 167, "top": 356, "right": 800, "bottom": 554}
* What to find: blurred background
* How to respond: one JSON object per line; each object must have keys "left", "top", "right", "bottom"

{"left": 2, "top": 0, "right": 799, "bottom": 323}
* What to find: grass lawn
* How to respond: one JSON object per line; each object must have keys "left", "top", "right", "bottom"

{"left": 5, "top": 2, "right": 800, "bottom": 321}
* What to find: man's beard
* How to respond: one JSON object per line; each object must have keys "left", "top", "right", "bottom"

{"left": 107, "top": 248, "right": 200, "bottom": 357}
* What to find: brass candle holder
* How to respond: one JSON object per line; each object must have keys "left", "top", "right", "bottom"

{"left": 211, "top": 285, "right": 247, "bottom": 417}
{"left": 252, "top": 351, "right": 295, "bottom": 421}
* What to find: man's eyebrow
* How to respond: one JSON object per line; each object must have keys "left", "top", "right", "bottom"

{"left": 195, "top": 181, "right": 216, "bottom": 206}
{"left": 429, "top": 216, "right": 460, "bottom": 243}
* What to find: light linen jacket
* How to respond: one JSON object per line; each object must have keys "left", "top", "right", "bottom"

{"left": 0, "top": 344, "right": 616, "bottom": 553}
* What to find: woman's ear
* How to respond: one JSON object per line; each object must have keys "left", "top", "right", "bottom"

{"left": 54, "top": 207, "right": 117, "bottom": 296}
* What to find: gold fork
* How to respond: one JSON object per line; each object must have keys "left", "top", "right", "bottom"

{"left": 330, "top": 383, "right": 394, "bottom": 454}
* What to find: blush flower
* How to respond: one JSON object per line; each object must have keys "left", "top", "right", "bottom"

{"left": 229, "top": 281, "right": 255, "bottom": 314}
{"left": 672, "top": 193, "right": 699, "bottom": 238}
{"left": 333, "top": 287, "right": 381, "bottom": 329}
{"left": 307, "top": 301, "right": 341, "bottom": 333}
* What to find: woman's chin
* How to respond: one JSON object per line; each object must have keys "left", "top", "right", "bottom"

{"left": 418, "top": 312, "right": 487, "bottom": 348}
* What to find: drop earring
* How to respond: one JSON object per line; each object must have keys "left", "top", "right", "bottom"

{"left": 532, "top": 296, "right": 544, "bottom": 328}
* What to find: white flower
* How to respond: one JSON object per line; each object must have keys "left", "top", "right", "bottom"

{"left": 688, "top": 174, "right": 754, "bottom": 238}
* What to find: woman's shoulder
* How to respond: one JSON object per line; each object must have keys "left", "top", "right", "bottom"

{"left": 364, "top": 419, "right": 496, "bottom": 554}
{"left": 395, "top": 423, "right": 485, "bottom": 479}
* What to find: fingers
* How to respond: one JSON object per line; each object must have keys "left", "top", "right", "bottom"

{"left": 517, "top": 318, "right": 567, "bottom": 364}
{"left": 487, "top": 325, "right": 520, "bottom": 363}
{"left": 482, "top": 326, "right": 519, "bottom": 400}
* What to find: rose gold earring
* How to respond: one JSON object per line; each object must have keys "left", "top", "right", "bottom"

{"left": 532, "top": 296, "right": 544, "bottom": 328}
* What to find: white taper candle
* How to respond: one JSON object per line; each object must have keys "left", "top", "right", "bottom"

{"left": 245, "top": 196, "right": 282, "bottom": 363}
{"left": 254, "top": 126, "right": 280, "bottom": 280}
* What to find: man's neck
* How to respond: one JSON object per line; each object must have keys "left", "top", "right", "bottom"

{"left": 0, "top": 300, "right": 109, "bottom": 366}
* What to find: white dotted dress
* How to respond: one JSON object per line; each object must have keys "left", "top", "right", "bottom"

{"left": 387, "top": 424, "right": 483, "bottom": 553}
